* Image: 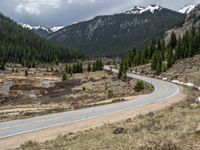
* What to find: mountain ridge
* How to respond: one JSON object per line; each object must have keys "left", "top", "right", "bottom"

{"left": 47, "top": 5, "right": 185, "bottom": 57}
{"left": 0, "top": 13, "right": 83, "bottom": 65}
{"left": 178, "top": 4, "right": 196, "bottom": 14}
{"left": 19, "top": 23, "right": 64, "bottom": 38}
{"left": 122, "top": 5, "right": 162, "bottom": 15}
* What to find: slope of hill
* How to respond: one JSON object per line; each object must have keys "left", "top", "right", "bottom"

{"left": 0, "top": 14, "right": 83, "bottom": 66}
{"left": 162, "top": 54, "right": 200, "bottom": 86}
{"left": 166, "top": 4, "right": 200, "bottom": 40}
{"left": 48, "top": 5, "right": 185, "bottom": 57}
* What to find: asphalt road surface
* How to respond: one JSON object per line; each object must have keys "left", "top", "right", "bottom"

{"left": 0, "top": 66, "right": 180, "bottom": 139}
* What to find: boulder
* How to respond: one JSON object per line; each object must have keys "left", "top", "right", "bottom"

{"left": 113, "top": 127, "right": 126, "bottom": 134}
{"left": 196, "top": 123, "right": 200, "bottom": 134}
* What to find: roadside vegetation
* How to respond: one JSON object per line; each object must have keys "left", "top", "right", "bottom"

{"left": 17, "top": 88, "right": 200, "bottom": 150}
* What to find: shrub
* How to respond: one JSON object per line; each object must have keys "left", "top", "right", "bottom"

{"left": 62, "top": 73, "right": 67, "bottom": 81}
{"left": 134, "top": 80, "right": 144, "bottom": 92}
{"left": 108, "top": 90, "right": 113, "bottom": 98}
{"left": 82, "top": 86, "right": 86, "bottom": 91}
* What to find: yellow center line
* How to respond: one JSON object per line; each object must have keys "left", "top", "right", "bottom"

{"left": 0, "top": 83, "right": 171, "bottom": 131}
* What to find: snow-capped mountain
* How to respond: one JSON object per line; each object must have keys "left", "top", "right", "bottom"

{"left": 123, "top": 5, "right": 162, "bottom": 14}
{"left": 19, "top": 23, "right": 64, "bottom": 38}
{"left": 179, "top": 5, "right": 196, "bottom": 14}
{"left": 49, "top": 5, "right": 185, "bottom": 57}
{"left": 20, "top": 23, "right": 33, "bottom": 30}
{"left": 20, "top": 23, "right": 64, "bottom": 33}
{"left": 50, "top": 26, "right": 65, "bottom": 32}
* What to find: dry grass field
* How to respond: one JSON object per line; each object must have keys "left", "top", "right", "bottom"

{"left": 0, "top": 64, "right": 153, "bottom": 122}
{"left": 16, "top": 88, "right": 200, "bottom": 150}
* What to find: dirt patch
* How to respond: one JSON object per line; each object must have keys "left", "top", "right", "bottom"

{"left": 0, "top": 68, "right": 153, "bottom": 122}
{"left": 162, "top": 54, "right": 200, "bottom": 86}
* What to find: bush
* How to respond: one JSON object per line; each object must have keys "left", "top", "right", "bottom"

{"left": 82, "top": 86, "right": 86, "bottom": 91}
{"left": 134, "top": 80, "right": 144, "bottom": 92}
{"left": 25, "top": 69, "right": 28, "bottom": 77}
{"left": 108, "top": 90, "right": 113, "bottom": 98}
{"left": 62, "top": 73, "right": 67, "bottom": 81}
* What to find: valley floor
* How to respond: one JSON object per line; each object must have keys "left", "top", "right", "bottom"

{"left": 0, "top": 65, "right": 152, "bottom": 122}
{"left": 13, "top": 54, "right": 200, "bottom": 149}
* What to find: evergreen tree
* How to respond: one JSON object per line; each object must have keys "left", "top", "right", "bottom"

{"left": 25, "top": 69, "right": 28, "bottom": 77}
{"left": 151, "top": 52, "right": 158, "bottom": 70}
{"left": 87, "top": 63, "right": 91, "bottom": 72}
{"left": 92, "top": 62, "right": 97, "bottom": 72}
{"left": 62, "top": 73, "right": 67, "bottom": 81}
{"left": 170, "top": 31, "right": 177, "bottom": 49}
{"left": 167, "top": 49, "right": 174, "bottom": 68}
{"left": 118, "top": 62, "right": 123, "bottom": 79}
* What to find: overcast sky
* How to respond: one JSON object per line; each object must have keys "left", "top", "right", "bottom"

{"left": 0, "top": 0, "right": 200, "bottom": 27}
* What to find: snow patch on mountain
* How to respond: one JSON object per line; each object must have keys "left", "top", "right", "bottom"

{"left": 50, "top": 26, "right": 64, "bottom": 32}
{"left": 20, "top": 23, "right": 33, "bottom": 30}
{"left": 123, "top": 5, "right": 162, "bottom": 15}
{"left": 179, "top": 5, "right": 196, "bottom": 14}
{"left": 19, "top": 23, "right": 64, "bottom": 32}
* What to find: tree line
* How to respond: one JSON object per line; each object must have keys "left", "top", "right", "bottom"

{"left": 0, "top": 14, "right": 84, "bottom": 70}
{"left": 63, "top": 59, "right": 103, "bottom": 80}
{"left": 118, "top": 26, "right": 200, "bottom": 79}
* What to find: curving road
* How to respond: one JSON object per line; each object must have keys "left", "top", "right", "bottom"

{"left": 0, "top": 66, "right": 180, "bottom": 139}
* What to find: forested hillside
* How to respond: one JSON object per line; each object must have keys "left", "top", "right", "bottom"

{"left": 118, "top": 27, "right": 200, "bottom": 79}
{"left": 0, "top": 14, "right": 83, "bottom": 67}
{"left": 49, "top": 6, "right": 185, "bottom": 57}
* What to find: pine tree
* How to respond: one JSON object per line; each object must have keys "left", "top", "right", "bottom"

{"left": 92, "top": 62, "right": 97, "bottom": 72}
{"left": 65, "top": 64, "right": 69, "bottom": 73}
{"left": 167, "top": 49, "right": 174, "bottom": 68}
{"left": 170, "top": 31, "right": 177, "bottom": 49}
{"left": 156, "top": 61, "right": 162, "bottom": 75}
{"left": 118, "top": 62, "right": 123, "bottom": 79}
{"left": 0, "top": 61, "right": 5, "bottom": 71}
{"left": 25, "top": 69, "right": 28, "bottom": 77}
{"left": 151, "top": 52, "right": 158, "bottom": 70}
{"left": 87, "top": 63, "right": 91, "bottom": 72}
{"left": 62, "top": 73, "right": 67, "bottom": 81}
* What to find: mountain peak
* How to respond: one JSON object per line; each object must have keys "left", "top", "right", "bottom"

{"left": 123, "top": 5, "right": 162, "bottom": 15}
{"left": 19, "top": 23, "right": 64, "bottom": 33}
{"left": 178, "top": 5, "right": 196, "bottom": 14}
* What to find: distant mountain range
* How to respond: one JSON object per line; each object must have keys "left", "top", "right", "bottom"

{"left": 20, "top": 4, "right": 198, "bottom": 57}
{"left": 19, "top": 23, "right": 64, "bottom": 38}
{"left": 123, "top": 5, "right": 162, "bottom": 15}
{"left": 47, "top": 5, "right": 185, "bottom": 57}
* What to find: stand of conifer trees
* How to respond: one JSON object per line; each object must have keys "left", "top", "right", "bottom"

{"left": 118, "top": 27, "right": 200, "bottom": 78}
{"left": 0, "top": 14, "right": 84, "bottom": 68}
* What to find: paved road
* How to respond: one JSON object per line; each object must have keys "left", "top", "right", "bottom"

{"left": 0, "top": 66, "right": 180, "bottom": 139}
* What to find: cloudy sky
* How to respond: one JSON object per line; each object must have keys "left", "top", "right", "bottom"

{"left": 0, "top": 0, "right": 200, "bottom": 27}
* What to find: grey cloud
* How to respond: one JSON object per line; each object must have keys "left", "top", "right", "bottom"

{"left": 0, "top": 0, "right": 200, "bottom": 27}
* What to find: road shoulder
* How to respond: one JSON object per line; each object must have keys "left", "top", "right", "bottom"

{"left": 0, "top": 86, "right": 185, "bottom": 150}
